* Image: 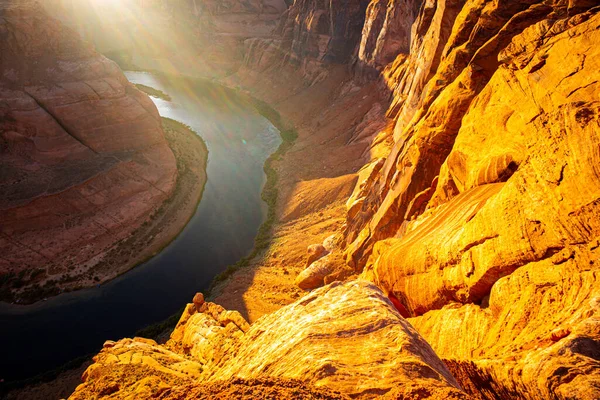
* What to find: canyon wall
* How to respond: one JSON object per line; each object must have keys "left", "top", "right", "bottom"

{"left": 244, "top": 0, "right": 372, "bottom": 83}
{"left": 45, "top": 0, "right": 288, "bottom": 76}
{"left": 226, "top": 0, "right": 600, "bottom": 397}
{"left": 10, "top": 0, "right": 598, "bottom": 399}
{"left": 340, "top": 0, "right": 600, "bottom": 398}
{"left": 0, "top": 1, "right": 177, "bottom": 302}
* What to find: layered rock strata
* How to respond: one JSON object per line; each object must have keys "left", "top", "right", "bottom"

{"left": 221, "top": 0, "right": 600, "bottom": 397}
{"left": 71, "top": 282, "right": 469, "bottom": 399}
{"left": 244, "top": 0, "right": 372, "bottom": 83}
{"left": 0, "top": 1, "right": 177, "bottom": 302}
{"left": 47, "top": 0, "right": 289, "bottom": 76}
{"left": 338, "top": 1, "right": 600, "bottom": 398}
{"left": 14, "top": 0, "right": 600, "bottom": 399}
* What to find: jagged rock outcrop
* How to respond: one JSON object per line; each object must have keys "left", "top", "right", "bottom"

{"left": 0, "top": 0, "right": 176, "bottom": 302}
{"left": 409, "top": 251, "right": 600, "bottom": 399}
{"left": 71, "top": 282, "right": 469, "bottom": 399}
{"left": 338, "top": 0, "right": 600, "bottom": 398}
{"left": 356, "top": 0, "right": 421, "bottom": 77}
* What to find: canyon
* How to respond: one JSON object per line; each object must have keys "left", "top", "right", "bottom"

{"left": 0, "top": 0, "right": 213, "bottom": 304}
{"left": 2, "top": 0, "right": 600, "bottom": 399}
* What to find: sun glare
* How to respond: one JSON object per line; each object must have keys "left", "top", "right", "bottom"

{"left": 90, "top": 0, "right": 126, "bottom": 5}
{"left": 88, "top": 0, "right": 136, "bottom": 12}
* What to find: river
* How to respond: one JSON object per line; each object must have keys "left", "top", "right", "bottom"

{"left": 0, "top": 72, "right": 281, "bottom": 382}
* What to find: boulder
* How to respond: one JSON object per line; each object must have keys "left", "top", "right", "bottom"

{"left": 306, "top": 244, "right": 329, "bottom": 266}
{"left": 295, "top": 256, "right": 334, "bottom": 290}
{"left": 193, "top": 292, "right": 205, "bottom": 308}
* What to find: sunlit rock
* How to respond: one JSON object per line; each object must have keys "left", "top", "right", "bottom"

{"left": 306, "top": 244, "right": 329, "bottom": 267}
{"left": 295, "top": 255, "right": 334, "bottom": 290}
{"left": 73, "top": 282, "right": 469, "bottom": 399}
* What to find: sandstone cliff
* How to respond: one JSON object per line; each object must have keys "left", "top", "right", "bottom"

{"left": 47, "top": 0, "right": 289, "bottom": 76}
{"left": 0, "top": 1, "right": 177, "bottom": 302}
{"left": 340, "top": 1, "right": 600, "bottom": 398}
{"left": 71, "top": 282, "right": 468, "bottom": 399}
{"left": 13, "top": 0, "right": 600, "bottom": 399}
{"left": 221, "top": 0, "right": 600, "bottom": 397}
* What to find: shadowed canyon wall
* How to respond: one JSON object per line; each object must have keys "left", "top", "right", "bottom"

{"left": 0, "top": 0, "right": 176, "bottom": 302}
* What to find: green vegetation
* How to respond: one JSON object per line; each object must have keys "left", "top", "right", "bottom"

{"left": 135, "top": 83, "right": 172, "bottom": 101}
{"left": 125, "top": 117, "right": 208, "bottom": 340}
{"left": 208, "top": 97, "right": 298, "bottom": 293}
{"left": 125, "top": 84, "right": 297, "bottom": 341}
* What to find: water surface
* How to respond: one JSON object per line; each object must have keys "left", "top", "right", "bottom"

{"left": 0, "top": 73, "right": 281, "bottom": 382}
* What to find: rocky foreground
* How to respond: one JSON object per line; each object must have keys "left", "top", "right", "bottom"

{"left": 0, "top": 1, "right": 180, "bottom": 303}
{"left": 71, "top": 282, "right": 468, "bottom": 399}
{"left": 6, "top": 0, "right": 600, "bottom": 399}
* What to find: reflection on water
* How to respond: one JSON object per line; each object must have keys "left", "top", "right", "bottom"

{"left": 0, "top": 73, "right": 281, "bottom": 382}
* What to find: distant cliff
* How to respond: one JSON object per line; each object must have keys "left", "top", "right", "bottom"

{"left": 0, "top": 1, "right": 177, "bottom": 302}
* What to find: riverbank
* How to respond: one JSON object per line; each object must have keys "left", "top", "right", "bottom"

{"left": 135, "top": 83, "right": 172, "bottom": 101}
{"left": 116, "top": 62, "right": 388, "bottom": 322}
{"left": 89, "top": 117, "right": 209, "bottom": 293}
{"left": 205, "top": 64, "right": 387, "bottom": 322}
{"left": 0, "top": 117, "right": 208, "bottom": 306}
{"left": 2, "top": 117, "right": 208, "bottom": 399}
{"left": 116, "top": 74, "right": 299, "bottom": 341}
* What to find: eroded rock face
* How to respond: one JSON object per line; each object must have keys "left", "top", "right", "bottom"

{"left": 357, "top": 0, "right": 421, "bottom": 77}
{"left": 340, "top": 0, "right": 600, "bottom": 398}
{"left": 202, "top": 281, "right": 466, "bottom": 399}
{"left": 72, "top": 282, "right": 469, "bottom": 399}
{"left": 244, "top": 0, "right": 371, "bottom": 83}
{"left": 0, "top": 0, "right": 176, "bottom": 301}
{"left": 409, "top": 251, "right": 600, "bottom": 399}
{"left": 69, "top": 337, "right": 204, "bottom": 399}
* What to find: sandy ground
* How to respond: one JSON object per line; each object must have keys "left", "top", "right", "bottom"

{"left": 208, "top": 64, "right": 391, "bottom": 322}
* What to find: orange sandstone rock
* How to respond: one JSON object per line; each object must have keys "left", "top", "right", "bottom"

{"left": 306, "top": 244, "right": 329, "bottom": 266}
{"left": 342, "top": 1, "right": 600, "bottom": 398}
{"left": 193, "top": 292, "right": 205, "bottom": 308}
{"left": 72, "top": 282, "right": 469, "bottom": 399}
